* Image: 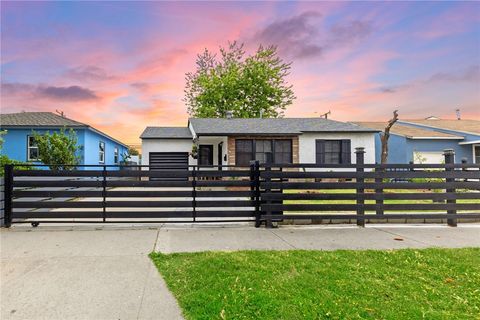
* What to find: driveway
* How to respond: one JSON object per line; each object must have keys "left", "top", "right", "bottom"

{"left": 1, "top": 223, "right": 479, "bottom": 319}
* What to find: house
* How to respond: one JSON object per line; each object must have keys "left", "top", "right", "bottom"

{"left": 140, "top": 117, "right": 378, "bottom": 169}
{"left": 354, "top": 118, "right": 480, "bottom": 164}
{"left": 0, "top": 112, "right": 129, "bottom": 167}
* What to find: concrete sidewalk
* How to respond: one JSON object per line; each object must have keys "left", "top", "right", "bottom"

{"left": 1, "top": 228, "right": 183, "bottom": 320}
{"left": 1, "top": 224, "right": 479, "bottom": 320}
{"left": 154, "top": 224, "right": 480, "bottom": 252}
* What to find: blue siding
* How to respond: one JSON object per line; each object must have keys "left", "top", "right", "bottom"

{"left": 375, "top": 134, "right": 408, "bottom": 163}
{"left": 405, "top": 139, "right": 471, "bottom": 163}
{"left": 372, "top": 125, "right": 478, "bottom": 164}
{"left": 83, "top": 129, "right": 128, "bottom": 169}
{"left": 1, "top": 127, "right": 127, "bottom": 168}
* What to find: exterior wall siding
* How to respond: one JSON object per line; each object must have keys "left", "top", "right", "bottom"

{"left": 298, "top": 132, "right": 376, "bottom": 164}
{"left": 83, "top": 129, "right": 128, "bottom": 168}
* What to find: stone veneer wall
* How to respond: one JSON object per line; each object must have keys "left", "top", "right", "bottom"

{"left": 227, "top": 136, "right": 299, "bottom": 165}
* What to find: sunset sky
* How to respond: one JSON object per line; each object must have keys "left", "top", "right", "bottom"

{"left": 1, "top": 1, "right": 479, "bottom": 147}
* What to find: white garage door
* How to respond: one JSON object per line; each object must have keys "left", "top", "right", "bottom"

{"left": 413, "top": 151, "right": 446, "bottom": 164}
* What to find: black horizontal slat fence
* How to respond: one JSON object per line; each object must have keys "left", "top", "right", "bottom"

{"left": 2, "top": 148, "right": 480, "bottom": 228}
{"left": 259, "top": 149, "right": 480, "bottom": 227}
{"left": 4, "top": 164, "right": 257, "bottom": 226}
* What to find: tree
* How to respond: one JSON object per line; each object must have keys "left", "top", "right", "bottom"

{"left": 128, "top": 147, "right": 139, "bottom": 156}
{"left": 380, "top": 110, "right": 399, "bottom": 164}
{"left": 184, "top": 41, "right": 296, "bottom": 118}
{"left": 33, "top": 128, "right": 81, "bottom": 170}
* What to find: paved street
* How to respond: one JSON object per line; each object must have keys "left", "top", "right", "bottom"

{"left": 1, "top": 223, "right": 479, "bottom": 319}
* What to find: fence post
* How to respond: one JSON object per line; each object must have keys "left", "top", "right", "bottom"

{"left": 461, "top": 158, "right": 467, "bottom": 182}
{"left": 444, "top": 149, "right": 456, "bottom": 227}
{"left": 265, "top": 166, "right": 273, "bottom": 228}
{"left": 375, "top": 164, "right": 384, "bottom": 216}
{"left": 355, "top": 148, "right": 365, "bottom": 227}
{"left": 250, "top": 160, "right": 261, "bottom": 227}
{"left": 3, "top": 164, "right": 13, "bottom": 228}
{"left": 102, "top": 165, "right": 107, "bottom": 222}
{"left": 192, "top": 166, "right": 196, "bottom": 223}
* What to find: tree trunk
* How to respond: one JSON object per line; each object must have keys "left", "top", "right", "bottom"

{"left": 380, "top": 110, "right": 399, "bottom": 164}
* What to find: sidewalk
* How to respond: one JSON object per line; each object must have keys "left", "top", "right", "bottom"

{"left": 1, "top": 224, "right": 479, "bottom": 319}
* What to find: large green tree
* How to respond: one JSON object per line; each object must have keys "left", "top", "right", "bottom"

{"left": 33, "top": 128, "right": 81, "bottom": 170}
{"left": 184, "top": 42, "right": 296, "bottom": 118}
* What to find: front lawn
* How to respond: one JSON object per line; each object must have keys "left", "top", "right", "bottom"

{"left": 150, "top": 248, "right": 480, "bottom": 319}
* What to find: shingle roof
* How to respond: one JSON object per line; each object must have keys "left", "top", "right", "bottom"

{"left": 0, "top": 112, "right": 127, "bottom": 147}
{"left": 353, "top": 122, "right": 463, "bottom": 139}
{"left": 140, "top": 127, "right": 192, "bottom": 139}
{"left": 399, "top": 119, "right": 480, "bottom": 135}
{"left": 188, "top": 118, "right": 378, "bottom": 135}
{"left": 0, "top": 112, "right": 87, "bottom": 127}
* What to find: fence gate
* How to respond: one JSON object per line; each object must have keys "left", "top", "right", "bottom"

{"left": 3, "top": 164, "right": 259, "bottom": 227}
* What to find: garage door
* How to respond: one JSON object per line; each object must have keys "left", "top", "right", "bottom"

{"left": 413, "top": 151, "right": 446, "bottom": 164}
{"left": 149, "top": 152, "right": 189, "bottom": 180}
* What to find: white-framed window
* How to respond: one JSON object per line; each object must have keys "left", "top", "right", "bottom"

{"left": 27, "top": 136, "right": 39, "bottom": 161}
{"left": 474, "top": 145, "right": 480, "bottom": 164}
{"left": 114, "top": 147, "right": 119, "bottom": 164}
{"left": 99, "top": 141, "right": 105, "bottom": 164}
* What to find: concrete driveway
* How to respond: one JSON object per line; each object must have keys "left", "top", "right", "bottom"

{"left": 1, "top": 223, "right": 479, "bottom": 319}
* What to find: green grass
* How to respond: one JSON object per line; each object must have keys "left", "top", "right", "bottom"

{"left": 284, "top": 189, "right": 480, "bottom": 213}
{"left": 150, "top": 248, "right": 480, "bottom": 320}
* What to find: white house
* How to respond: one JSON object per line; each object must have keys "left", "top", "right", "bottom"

{"left": 140, "top": 117, "right": 379, "bottom": 169}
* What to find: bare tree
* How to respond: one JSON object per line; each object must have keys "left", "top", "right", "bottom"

{"left": 380, "top": 110, "right": 399, "bottom": 164}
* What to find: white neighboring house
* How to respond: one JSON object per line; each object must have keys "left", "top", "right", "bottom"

{"left": 140, "top": 117, "right": 379, "bottom": 170}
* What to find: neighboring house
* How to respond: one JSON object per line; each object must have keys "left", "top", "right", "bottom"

{"left": 0, "top": 112, "right": 128, "bottom": 167}
{"left": 354, "top": 118, "right": 480, "bottom": 164}
{"left": 399, "top": 119, "right": 480, "bottom": 164}
{"left": 140, "top": 117, "right": 378, "bottom": 169}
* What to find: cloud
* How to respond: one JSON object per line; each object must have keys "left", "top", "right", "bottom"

{"left": 252, "top": 11, "right": 324, "bottom": 59}
{"left": 378, "top": 65, "right": 480, "bottom": 94}
{"left": 64, "top": 66, "right": 116, "bottom": 82}
{"left": 1, "top": 82, "right": 99, "bottom": 101}
{"left": 39, "top": 85, "right": 98, "bottom": 101}
{"left": 328, "top": 20, "right": 372, "bottom": 46}
{"left": 251, "top": 11, "right": 372, "bottom": 60}
{"left": 428, "top": 65, "right": 480, "bottom": 83}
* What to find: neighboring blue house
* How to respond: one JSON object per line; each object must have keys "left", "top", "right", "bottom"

{"left": 0, "top": 112, "right": 129, "bottom": 168}
{"left": 354, "top": 118, "right": 480, "bottom": 164}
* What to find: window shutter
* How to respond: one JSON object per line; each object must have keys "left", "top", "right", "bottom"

{"left": 341, "top": 139, "right": 351, "bottom": 164}
{"left": 315, "top": 140, "right": 325, "bottom": 164}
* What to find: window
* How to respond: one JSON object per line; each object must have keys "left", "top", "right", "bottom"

{"left": 99, "top": 141, "right": 105, "bottom": 164}
{"left": 199, "top": 145, "right": 213, "bottom": 165}
{"left": 236, "top": 139, "right": 293, "bottom": 165}
{"left": 316, "top": 139, "right": 351, "bottom": 164}
{"left": 27, "top": 136, "right": 39, "bottom": 161}
{"left": 255, "top": 140, "right": 273, "bottom": 164}
{"left": 274, "top": 140, "right": 292, "bottom": 164}
{"left": 114, "top": 147, "right": 119, "bottom": 164}
{"left": 475, "top": 146, "right": 480, "bottom": 164}
{"left": 236, "top": 139, "right": 254, "bottom": 166}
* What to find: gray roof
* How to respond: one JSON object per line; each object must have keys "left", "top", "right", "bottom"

{"left": 0, "top": 112, "right": 128, "bottom": 147}
{"left": 140, "top": 127, "right": 193, "bottom": 139}
{"left": 1, "top": 112, "right": 87, "bottom": 127}
{"left": 188, "top": 118, "right": 379, "bottom": 135}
